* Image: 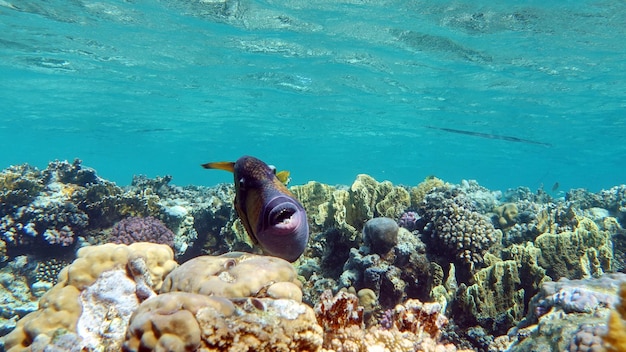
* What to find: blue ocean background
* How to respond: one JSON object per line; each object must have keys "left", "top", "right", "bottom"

{"left": 1, "top": 0, "right": 624, "bottom": 192}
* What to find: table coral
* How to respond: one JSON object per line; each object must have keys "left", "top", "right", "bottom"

{"left": 160, "top": 252, "right": 302, "bottom": 301}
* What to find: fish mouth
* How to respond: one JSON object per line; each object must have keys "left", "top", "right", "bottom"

{"left": 257, "top": 194, "right": 309, "bottom": 262}
{"left": 261, "top": 196, "right": 303, "bottom": 234}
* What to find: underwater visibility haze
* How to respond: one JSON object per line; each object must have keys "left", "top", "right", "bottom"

{"left": 1, "top": 0, "right": 625, "bottom": 191}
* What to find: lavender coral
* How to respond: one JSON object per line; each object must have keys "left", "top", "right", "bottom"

{"left": 110, "top": 216, "right": 175, "bottom": 248}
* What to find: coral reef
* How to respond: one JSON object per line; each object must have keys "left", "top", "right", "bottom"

{"left": 499, "top": 273, "right": 626, "bottom": 352}
{"left": 2, "top": 160, "right": 626, "bottom": 351}
{"left": 110, "top": 216, "right": 175, "bottom": 248}
{"left": 34, "top": 258, "right": 71, "bottom": 285}
{"left": 315, "top": 290, "right": 462, "bottom": 352}
{"left": 493, "top": 203, "right": 519, "bottom": 229}
{"left": 398, "top": 210, "right": 420, "bottom": 232}
{"left": 454, "top": 256, "right": 525, "bottom": 336}
{"left": 0, "top": 257, "right": 42, "bottom": 337}
{"left": 408, "top": 176, "right": 447, "bottom": 210}
{"left": 340, "top": 227, "right": 433, "bottom": 309}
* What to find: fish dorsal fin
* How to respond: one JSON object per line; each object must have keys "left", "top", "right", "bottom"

{"left": 202, "top": 161, "right": 235, "bottom": 172}
{"left": 275, "top": 170, "right": 291, "bottom": 185}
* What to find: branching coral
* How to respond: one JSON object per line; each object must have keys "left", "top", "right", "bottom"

{"left": 418, "top": 188, "right": 500, "bottom": 268}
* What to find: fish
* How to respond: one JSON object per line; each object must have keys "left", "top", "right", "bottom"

{"left": 552, "top": 182, "right": 560, "bottom": 192}
{"left": 424, "top": 126, "right": 552, "bottom": 147}
{"left": 202, "top": 156, "right": 309, "bottom": 262}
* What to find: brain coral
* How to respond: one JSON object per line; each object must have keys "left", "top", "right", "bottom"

{"left": 418, "top": 188, "right": 501, "bottom": 268}
{"left": 160, "top": 252, "right": 302, "bottom": 301}
{"left": 110, "top": 216, "right": 175, "bottom": 248}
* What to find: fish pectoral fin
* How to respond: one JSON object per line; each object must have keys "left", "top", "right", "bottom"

{"left": 236, "top": 203, "right": 259, "bottom": 245}
{"left": 201, "top": 161, "right": 235, "bottom": 172}
{"left": 275, "top": 170, "right": 291, "bottom": 185}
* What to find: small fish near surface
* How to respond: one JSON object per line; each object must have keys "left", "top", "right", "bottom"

{"left": 202, "top": 156, "right": 309, "bottom": 262}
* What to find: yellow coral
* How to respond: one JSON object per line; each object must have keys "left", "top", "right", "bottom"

{"left": 125, "top": 292, "right": 323, "bottom": 352}
{"left": 535, "top": 216, "right": 612, "bottom": 279}
{"left": 2, "top": 243, "right": 178, "bottom": 352}
{"left": 160, "top": 252, "right": 303, "bottom": 301}
{"left": 375, "top": 186, "right": 411, "bottom": 219}
{"left": 605, "top": 283, "right": 626, "bottom": 352}
{"left": 409, "top": 176, "right": 446, "bottom": 209}
{"left": 494, "top": 203, "right": 518, "bottom": 228}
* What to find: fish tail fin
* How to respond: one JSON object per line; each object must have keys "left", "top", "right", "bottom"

{"left": 201, "top": 161, "right": 235, "bottom": 172}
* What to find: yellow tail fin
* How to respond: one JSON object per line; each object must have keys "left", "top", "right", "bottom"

{"left": 201, "top": 161, "right": 235, "bottom": 172}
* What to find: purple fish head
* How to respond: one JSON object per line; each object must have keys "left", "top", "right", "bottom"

{"left": 256, "top": 195, "right": 309, "bottom": 262}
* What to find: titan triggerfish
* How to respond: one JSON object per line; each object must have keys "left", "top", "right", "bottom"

{"left": 202, "top": 155, "right": 309, "bottom": 262}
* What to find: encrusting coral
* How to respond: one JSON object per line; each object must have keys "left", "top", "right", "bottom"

{"left": 124, "top": 292, "right": 324, "bottom": 352}
{"left": 110, "top": 216, "right": 175, "bottom": 248}
{"left": 160, "top": 252, "right": 303, "bottom": 301}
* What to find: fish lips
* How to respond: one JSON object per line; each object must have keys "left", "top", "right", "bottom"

{"left": 256, "top": 195, "right": 309, "bottom": 262}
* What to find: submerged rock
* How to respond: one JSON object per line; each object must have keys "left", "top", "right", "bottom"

{"left": 362, "top": 217, "right": 399, "bottom": 255}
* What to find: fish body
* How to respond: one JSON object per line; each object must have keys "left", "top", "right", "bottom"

{"left": 202, "top": 156, "right": 309, "bottom": 262}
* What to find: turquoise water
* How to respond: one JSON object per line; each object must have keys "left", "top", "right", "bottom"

{"left": 1, "top": 0, "right": 624, "bottom": 192}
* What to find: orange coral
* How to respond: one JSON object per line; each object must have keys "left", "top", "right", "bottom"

{"left": 394, "top": 299, "right": 448, "bottom": 339}
{"left": 315, "top": 290, "right": 463, "bottom": 352}
{"left": 315, "top": 290, "right": 364, "bottom": 332}
{"left": 605, "top": 283, "right": 626, "bottom": 352}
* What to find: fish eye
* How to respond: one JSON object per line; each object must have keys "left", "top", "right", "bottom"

{"left": 268, "top": 165, "right": 277, "bottom": 174}
{"left": 238, "top": 177, "right": 246, "bottom": 189}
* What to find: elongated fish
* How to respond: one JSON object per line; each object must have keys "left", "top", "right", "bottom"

{"left": 425, "top": 125, "right": 552, "bottom": 147}
{"left": 202, "top": 156, "right": 309, "bottom": 262}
